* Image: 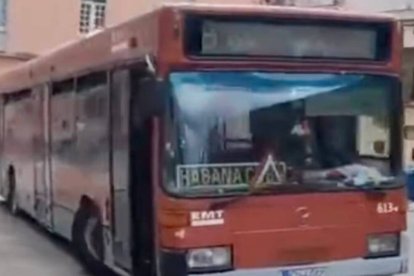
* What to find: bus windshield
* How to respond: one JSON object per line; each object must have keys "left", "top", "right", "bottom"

{"left": 164, "top": 72, "right": 399, "bottom": 197}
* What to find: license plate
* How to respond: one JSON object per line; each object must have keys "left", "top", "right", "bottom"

{"left": 281, "top": 267, "right": 327, "bottom": 276}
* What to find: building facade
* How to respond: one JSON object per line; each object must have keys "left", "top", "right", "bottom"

{"left": 0, "top": 0, "right": 108, "bottom": 71}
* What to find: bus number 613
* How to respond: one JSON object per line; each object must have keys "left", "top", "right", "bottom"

{"left": 377, "top": 202, "right": 399, "bottom": 214}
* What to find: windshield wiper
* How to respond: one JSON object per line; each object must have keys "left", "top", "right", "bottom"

{"left": 342, "top": 178, "right": 402, "bottom": 194}
{"left": 209, "top": 194, "right": 249, "bottom": 210}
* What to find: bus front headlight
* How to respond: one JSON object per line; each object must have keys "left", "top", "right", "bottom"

{"left": 186, "top": 246, "right": 232, "bottom": 272}
{"left": 367, "top": 233, "right": 399, "bottom": 257}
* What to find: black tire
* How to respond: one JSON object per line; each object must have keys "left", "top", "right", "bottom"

{"left": 72, "top": 206, "right": 106, "bottom": 274}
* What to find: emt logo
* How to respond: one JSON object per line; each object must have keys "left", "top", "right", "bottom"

{"left": 190, "top": 210, "right": 224, "bottom": 227}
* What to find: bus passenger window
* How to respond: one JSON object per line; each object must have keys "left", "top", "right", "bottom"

{"left": 51, "top": 80, "right": 76, "bottom": 159}
{"left": 75, "top": 72, "right": 108, "bottom": 165}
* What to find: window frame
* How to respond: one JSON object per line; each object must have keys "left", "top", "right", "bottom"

{"left": 79, "top": 0, "right": 106, "bottom": 34}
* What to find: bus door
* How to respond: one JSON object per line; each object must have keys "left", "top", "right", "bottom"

{"left": 129, "top": 69, "right": 156, "bottom": 276}
{"left": 111, "top": 67, "right": 156, "bottom": 274}
{"left": 32, "top": 85, "right": 53, "bottom": 229}
{"left": 111, "top": 69, "right": 132, "bottom": 270}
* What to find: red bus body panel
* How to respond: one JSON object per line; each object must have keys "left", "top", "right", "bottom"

{"left": 157, "top": 190, "right": 406, "bottom": 268}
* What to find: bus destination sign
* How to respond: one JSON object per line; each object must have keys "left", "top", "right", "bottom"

{"left": 176, "top": 157, "right": 287, "bottom": 190}
{"left": 185, "top": 16, "right": 391, "bottom": 61}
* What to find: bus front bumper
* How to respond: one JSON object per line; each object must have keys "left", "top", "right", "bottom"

{"left": 193, "top": 255, "right": 408, "bottom": 276}
{"left": 189, "top": 233, "right": 409, "bottom": 276}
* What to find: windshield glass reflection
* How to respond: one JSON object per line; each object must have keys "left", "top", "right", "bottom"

{"left": 165, "top": 72, "right": 397, "bottom": 196}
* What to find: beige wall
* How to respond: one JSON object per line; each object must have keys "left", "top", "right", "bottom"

{"left": 7, "top": 0, "right": 80, "bottom": 54}
{"left": 107, "top": 0, "right": 154, "bottom": 26}
{"left": 343, "top": 0, "right": 414, "bottom": 12}
{"left": 106, "top": 0, "right": 257, "bottom": 26}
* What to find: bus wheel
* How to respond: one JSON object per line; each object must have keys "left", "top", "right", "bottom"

{"left": 72, "top": 206, "right": 105, "bottom": 273}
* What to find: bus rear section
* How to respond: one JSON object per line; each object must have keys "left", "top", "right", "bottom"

{"left": 150, "top": 6, "right": 408, "bottom": 276}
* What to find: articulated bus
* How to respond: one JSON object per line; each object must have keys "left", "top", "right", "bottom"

{"left": 0, "top": 3, "right": 408, "bottom": 276}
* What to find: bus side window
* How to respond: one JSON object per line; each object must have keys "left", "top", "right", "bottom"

{"left": 2, "top": 89, "right": 35, "bottom": 210}
{"left": 75, "top": 71, "right": 109, "bottom": 167}
{"left": 4, "top": 89, "right": 33, "bottom": 152}
{"left": 51, "top": 79, "right": 76, "bottom": 160}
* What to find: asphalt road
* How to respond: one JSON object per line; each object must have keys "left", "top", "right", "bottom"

{"left": 0, "top": 206, "right": 90, "bottom": 276}
{"left": 0, "top": 204, "right": 412, "bottom": 276}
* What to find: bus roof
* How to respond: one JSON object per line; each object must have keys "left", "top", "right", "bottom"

{"left": 162, "top": 2, "right": 397, "bottom": 21}
{"left": 0, "top": 3, "right": 399, "bottom": 93}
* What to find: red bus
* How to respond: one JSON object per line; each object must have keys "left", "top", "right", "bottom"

{"left": 0, "top": 3, "right": 408, "bottom": 276}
